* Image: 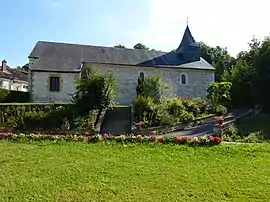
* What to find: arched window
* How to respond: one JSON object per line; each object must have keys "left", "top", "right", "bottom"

{"left": 139, "top": 72, "right": 144, "bottom": 80}
{"left": 180, "top": 73, "right": 187, "bottom": 85}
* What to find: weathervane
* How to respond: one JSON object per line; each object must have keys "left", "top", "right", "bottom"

{"left": 186, "top": 17, "right": 189, "bottom": 25}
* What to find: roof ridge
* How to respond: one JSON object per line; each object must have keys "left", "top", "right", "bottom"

{"left": 37, "top": 41, "right": 168, "bottom": 54}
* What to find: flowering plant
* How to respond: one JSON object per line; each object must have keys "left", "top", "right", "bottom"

{"left": 215, "top": 116, "right": 224, "bottom": 125}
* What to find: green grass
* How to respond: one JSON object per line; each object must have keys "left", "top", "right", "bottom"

{"left": 1, "top": 141, "right": 270, "bottom": 201}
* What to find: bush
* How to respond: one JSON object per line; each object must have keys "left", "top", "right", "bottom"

{"left": 72, "top": 68, "right": 118, "bottom": 116}
{"left": 207, "top": 82, "right": 232, "bottom": 106}
{"left": 178, "top": 110, "right": 195, "bottom": 124}
{"left": 166, "top": 97, "right": 185, "bottom": 117}
{"left": 0, "top": 103, "right": 98, "bottom": 130}
{"left": 136, "top": 75, "right": 171, "bottom": 103}
{"left": 0, "top": 89, "right": 29, "bottom": 103}
{"left": 212, "top": 104, "right": 228, "bottom": 116}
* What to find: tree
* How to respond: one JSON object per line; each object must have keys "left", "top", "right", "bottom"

{"left": 206, "top": 82, "right": 232, "bottom": 106}
{"left": 21, "top": 63, "right": 29, "bottom": 72}
{"left": 198, "top": 42, "right": 235, "bottom": 82}
{"left": 114, "top": 44, "right": 126, "bottom": 48}
{"left": 72, "top": 68, "right": 118, "bottom": 116}
{"left": 136, "top": 75, "right": 171, "bottom": 103}
{"left": 133, "top": 43, "right": 149, "bottom": 50}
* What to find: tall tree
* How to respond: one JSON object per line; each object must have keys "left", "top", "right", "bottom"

{"left": 198, "top": 42, "right": 235, "bottom": 82}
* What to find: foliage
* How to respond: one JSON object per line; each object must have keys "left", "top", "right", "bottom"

{"left": 114, "top": 44, "right": 126, "bottom": 48}
{"left": 136, "top": 75, "right": 171, "bottom": 103}
{"left": 198, "top": 42, "right": 236, "bottom": 81}
{"left": 222, "top": 113, "right": 270, "bottom": 142}
{"left": 133, "top": 43, "right": 149, "bottom": 50}
{"left": 0, "top": 132, "right": 222, "bottom": 146}
{"left": 0, "top": 89, "right": 29, "bottom": 103}
{"left": 207, "top": 82, "right": 232, "bottom": 106}
{"left": 0, "top": 103, "right": 98, "bottom": 130}
{"left": 221, "top": 59, "right": 255, "bottom": 107}
{"left": 133, "top": 96, "right": 212, "bottom": 127}
{"left": 72, "top": 68, "right": 118, "bottom": 116}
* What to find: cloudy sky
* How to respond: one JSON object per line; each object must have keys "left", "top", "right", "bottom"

{"left": 1, "top": 0, "right": 270, "bottom": 66}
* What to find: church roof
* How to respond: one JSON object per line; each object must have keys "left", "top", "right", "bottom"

{"left": 177, "top": 25, "right": 199, "bottom": 52}
{"left": 29, "top": 27, "right": 214, "bottom": 72}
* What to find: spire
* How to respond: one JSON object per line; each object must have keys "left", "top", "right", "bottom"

{"left": 176, "top": 24, "right": 199, "bottom": 52}
{"left": 176, "top": 24, "right": 201, "bottom": 62}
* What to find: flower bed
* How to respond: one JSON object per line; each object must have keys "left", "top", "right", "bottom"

{"left": 0, "top": 132, "right": 222, "bottom": 146}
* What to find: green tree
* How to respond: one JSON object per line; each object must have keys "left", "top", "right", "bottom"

{"left": 198, "top": 42, "right": 235, "bottom": 82}
{"left": 136, "top": 75, "right": 171, "bottom": 103}
{"left": 133, "top": 43, "right": 149, "bottom": 50}
{"left": 114, "top": 44, "right": 126, "bottom": 48}
{"left": 207, "top": 82, "right": 232, "bottom": 106}
{"left": 72, "top": 68, "right": 118, "bottom": 116}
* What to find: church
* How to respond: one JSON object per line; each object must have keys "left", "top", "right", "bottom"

{"left": 28, "top": 25, "right": 215, "bottom": 105}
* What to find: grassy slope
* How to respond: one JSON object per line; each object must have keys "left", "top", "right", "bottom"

{"left": 0, "top": 142, "right": 270, "bottom": 202}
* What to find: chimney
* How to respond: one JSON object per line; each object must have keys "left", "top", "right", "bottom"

{"left": 1, "top": 59, "right": 7, "bottom": 72}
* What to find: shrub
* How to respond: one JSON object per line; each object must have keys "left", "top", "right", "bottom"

{"left": 178, "top": 110, "right": 195, "bottom": 124}
{"left": 0, "top": 89, "right": 29, "bottom": 103}
{"left": 207, "top": 82, "right": 232, "bottom": 106}
{"left": 212, "top": 104, "right": 228, "bottom": 116}
{"left": 166, "top": 97, "right": 185, "bottom": 117}
{"left": 72, "top": 68, "right": 118, "bottom": 116}
{"left": 136, "top": 75, "right": 171, "bottom": 103}
{"left": 0, "top": 103, "right": 98, "bottom": 130}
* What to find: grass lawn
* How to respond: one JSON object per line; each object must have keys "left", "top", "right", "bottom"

{"left": 0, "top": 141, "right": 270, "bottom": 201}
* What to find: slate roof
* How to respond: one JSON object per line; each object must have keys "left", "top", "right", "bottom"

{"left": 29, "top": 26, "right": 215, "bottom": 72}
{"left": 177, "top": 25, "right": 199, "bottom": 52}
{"left": 0, "top": 67, "right": 28, "bottom": 82}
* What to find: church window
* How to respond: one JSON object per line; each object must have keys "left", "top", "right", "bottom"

{"left": 49, "top": 76, "right": 60, "bottom": 91}
{"left": 180, "top": 73, "right": 187, "bottom": 85}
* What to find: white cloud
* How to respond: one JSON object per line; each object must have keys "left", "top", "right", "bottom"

{"left": 122, "top": 0, "right": 270, "bottom": 55}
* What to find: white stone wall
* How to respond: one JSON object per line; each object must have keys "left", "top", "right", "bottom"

{"left": 31, "top": 71, "right": 78, "bottom": 102}
{"left": 30, "top": 62, "right": 214, "bottom": 105}
{"left": 90, "top": 64, "right": 215, "bottom": 105}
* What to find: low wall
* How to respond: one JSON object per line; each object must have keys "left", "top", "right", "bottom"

{"left": 133, "top": 114, "right": 215, "bottom": 135}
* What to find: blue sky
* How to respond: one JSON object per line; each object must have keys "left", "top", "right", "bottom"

{"left": 1, "top": 0, "right": 270, "bottom": 67}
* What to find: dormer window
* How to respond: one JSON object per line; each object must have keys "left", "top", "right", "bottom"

{"left": 180, "top": 73, "right": 187, "bottom": 85}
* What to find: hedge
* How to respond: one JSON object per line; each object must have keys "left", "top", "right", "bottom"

{"left": 0, "top": 103, "right": 98, "bottom": 130}
{"left": 0, "top": 89, "right": 30, "bottom": 103}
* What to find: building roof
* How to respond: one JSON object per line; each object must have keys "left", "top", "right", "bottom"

{"left": 29, "top": 26, "right": 215, "bottom": 72}
{"left": 176, "top": 25, "right": 199, "bottom": 52}
{"left": 0, "top": 66, "right": 28, "bottom": 82}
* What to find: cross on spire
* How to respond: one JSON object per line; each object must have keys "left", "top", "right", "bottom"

{"left": 186, "top": 17, "right": 189, "bottom": 25}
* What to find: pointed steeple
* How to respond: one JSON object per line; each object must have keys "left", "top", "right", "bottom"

{"left": 176, "top": 24, "right": 201, "bottom": 62}
{"left": 177, "top": 25, "right": 199, "bottom": 52}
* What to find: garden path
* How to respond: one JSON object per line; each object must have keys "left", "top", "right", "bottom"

{"left": 163, "top": 109, "right": 251, "bottom": 137}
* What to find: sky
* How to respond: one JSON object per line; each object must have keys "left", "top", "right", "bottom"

{"left": 1, "top": 0, "right": 270, "bottom": 67}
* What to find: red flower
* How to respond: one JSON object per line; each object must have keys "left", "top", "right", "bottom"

{"left": 215, "top": 116, "right": 224, "bottom": 125}
{"left": 157, "top": 137, "right": 165, "bottom": 143}
{"left": 173, "top": 136, "right": 189, "bottom": 144}
{"left": 103, "top": 133, "right": 109, "bottom": 140}
{"left": 209, "top": 136, "right": 223, "bottom": 145}
{"left": 87, "top": 136, "right": 94, "bottom": 142}
{"left": 149, "top": 135, "right": 156, "bottom": 142}
{"left": 134, "top": 121, "right": 144, "bottom": 126}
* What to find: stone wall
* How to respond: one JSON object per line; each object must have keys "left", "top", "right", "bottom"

{"left": 89, "top": 63, "right": 215, "bottom": 105}
{"left": 29, "top": 61, "right": 214, "bottom": 104}
{"left": 31, "top": 71, "right": 78, "bottom": 102}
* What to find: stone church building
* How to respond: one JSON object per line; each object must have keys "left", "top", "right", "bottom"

{"left": 28, "top": 25, "right": 215, "bottom": 105}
